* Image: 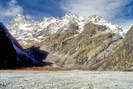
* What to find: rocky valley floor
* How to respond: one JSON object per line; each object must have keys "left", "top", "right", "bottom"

{"left": 0, "top": 70, "right": 133, "bottom": 89}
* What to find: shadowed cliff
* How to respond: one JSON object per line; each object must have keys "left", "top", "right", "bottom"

{"left": 0, "top": 23, "right": 52, "bottom": 69}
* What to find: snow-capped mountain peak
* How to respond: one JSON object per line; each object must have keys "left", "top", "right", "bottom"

{"left": 87, "top": 15, "right": 124, "bottom": 36}
{"left": 8, "top": 13, "right": 126, "bottom": 45}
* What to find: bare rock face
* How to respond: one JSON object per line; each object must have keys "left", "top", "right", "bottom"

{"left": 39, "top": 23, "right": 133, "bottom": 71}
{"left": 40, "top": 23, "right": 123, "bottom": 69}
{"left": 0, "top": 23, "right": 50, "bottom": 69}
{"left": 98, "top": 27, "right": 133, "bottom": 71}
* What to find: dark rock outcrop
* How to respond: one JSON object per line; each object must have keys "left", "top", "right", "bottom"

{"left": 0, "top": 23, "right": 50, "bottom": 69}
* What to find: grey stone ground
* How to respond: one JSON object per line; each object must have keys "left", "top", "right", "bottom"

{"left": 0, "top": 71, "right": 133, "bottom": 89}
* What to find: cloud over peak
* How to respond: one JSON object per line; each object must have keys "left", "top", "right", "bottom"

{"left": 0, "top": 0, "right": 23, "bottom": 23}
{"left": 0, "top": 0, "right": 133, "bottom": 28}
{"left": 61, "top": 0, "right": 133, "bottom": 28}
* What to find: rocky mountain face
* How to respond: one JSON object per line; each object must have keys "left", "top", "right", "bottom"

{"left": 98, "top": 27, "right": 133, "bottom": 71}
{"left": 8, "top": 13, "right": 133, "bottom": 70}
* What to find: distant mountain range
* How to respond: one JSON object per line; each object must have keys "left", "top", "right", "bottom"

{"left": 8, "top": 13, "right": 133, "bottom": 71}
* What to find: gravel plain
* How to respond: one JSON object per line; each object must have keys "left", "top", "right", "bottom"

{"left": 0, "top": 70, "right": 133, "bottom": 89}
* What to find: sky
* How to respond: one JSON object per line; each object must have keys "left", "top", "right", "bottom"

{"left": 0, "top": 0, "right": 133, "bottom": 28}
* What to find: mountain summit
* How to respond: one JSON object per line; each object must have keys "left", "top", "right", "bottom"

{"left": 8, "top": 13, "right": 126, "bottom": 45}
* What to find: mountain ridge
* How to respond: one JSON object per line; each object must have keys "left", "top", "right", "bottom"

{"left": 7, "top": 13, "right": 133, "bottom": 70}
{"left": 8, "top": 13, "right": 127, "bottom": 45}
